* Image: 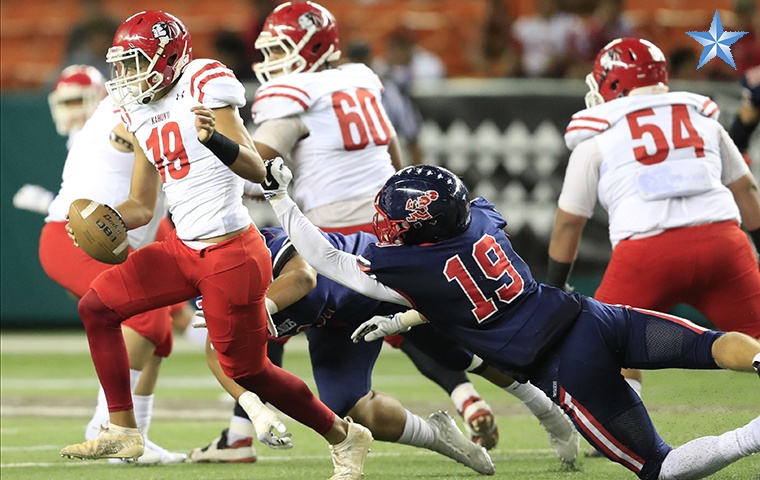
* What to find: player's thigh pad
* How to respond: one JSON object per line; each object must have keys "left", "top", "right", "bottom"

{"left": 90, "top": 239, "right": 196, "bottom": 318}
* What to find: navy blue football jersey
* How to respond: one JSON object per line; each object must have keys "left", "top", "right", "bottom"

{"left": 358, "top": 198, "right": 582, "bottom": 377}
{"left": 262, "top": 227, "right": 401, "bottom": 337}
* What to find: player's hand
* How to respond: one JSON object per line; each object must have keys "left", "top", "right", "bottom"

{"left": 64, "top": 215, "right": 79, "bottom": 247}
{"left": 351, "top": 312, "right": 411, "bottom": 343}
{"left": 191, "top": 309, "right": 206, "bottom": 329}
{"left": 191, "top": 105, "right": 216, "bottom": 143}
{"left": 238, "top": 391, "right": 293, "bottom": 450}
{"left": 13, "top": 184, "right": 54, "bottom": 215}
{"left": 262, "top": 157, "right": 293, "bottom": 199}
{"left": 741, "top": 66, "right": 760, "bottom": 108}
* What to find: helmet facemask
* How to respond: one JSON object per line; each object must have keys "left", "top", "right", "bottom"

{"left": 253, "top": 28, "right": 339, "bottom": 83}
{"left": 48, "top": 82, "right": 105, "bottom": 135}
{"left": 105, "top": 34, "right": 183, "bottom": 107}
{"left": 584, "top": 73, "right": 604, "bottom": 108}
{"left": 373, "top": 194, "right": 409, "bottom": 245}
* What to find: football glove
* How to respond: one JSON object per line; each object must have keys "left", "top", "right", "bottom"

{"left": 262, "top": 157, "right": 292, "bottom": 200}
{"left": 13, "top": 184, "right": 54, "bottom": 215}
{"left": 238, "top": 391, "right": 293, "bottom": 450}
{"left": 351, "top": 312, "right": 411, "bottom": 343}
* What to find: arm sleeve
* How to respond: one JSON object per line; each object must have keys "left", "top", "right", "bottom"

{"left": 557, "top": 139, "right": 602, "bottom": 218}
{"left": 272, "top": 196, "right": 412, "bottom": 307}
{"left": 718, "top": 124, "right": 751, "bottom": 185}
{"left": 251, "top": 116, "right": 309, "bottom": 158}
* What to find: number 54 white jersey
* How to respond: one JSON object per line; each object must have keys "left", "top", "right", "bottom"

{"left": 561, "top": 92, "right": 749, "bottom": 247}
{"left": 251, "top": 63, "right": 397, "bottom": 214}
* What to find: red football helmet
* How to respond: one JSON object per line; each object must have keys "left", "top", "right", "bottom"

{"left": 48, "top": 65, "right": 107, "bottom": 135}
{"left": 253, "top": 1, "right": 341, "bottom": 83}
{"left": 585, "top": 38, "right": 668, "bottom": 108}
{"left": 105, "top": 10, "right": 192, "bottom": 107}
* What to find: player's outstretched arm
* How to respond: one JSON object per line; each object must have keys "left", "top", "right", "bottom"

{"left": 193, "top": 105, "right": 267, "bottom": 183}
{"left": 263, "top": 158, "right": 411, "bottom": 307}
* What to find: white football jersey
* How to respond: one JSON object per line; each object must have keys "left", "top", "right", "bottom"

{"left": 46, "top": 97, "right": 166, "bottom": 249}
{"left": 560, "top": 92, "right": 749, "bottom": 247}
{"left": 121, "top": 59, "right": 252, "bottom": 241}
{"left": 251, "top": 63, "right": 396, "bottom": 215}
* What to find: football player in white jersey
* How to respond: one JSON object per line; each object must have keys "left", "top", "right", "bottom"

{"left": 547, "top": 38, "right": 760, "bottom": 401}
{"left": 59, "top": 12, "right": 373, "bottom": 479}
{"left": 214, "top": 0, "right": 505, "bottom": 454}
{"left": 22, "top": 65, "right": 186, "bottom": 464}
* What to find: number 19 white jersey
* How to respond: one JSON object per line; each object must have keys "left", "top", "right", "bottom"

{"left": 560, "top": 92, "right": 749, "bottom": 247}
{"left": 251, "top": 63, "right": 396, "bottom": 215}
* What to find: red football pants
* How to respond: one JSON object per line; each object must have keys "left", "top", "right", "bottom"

{"left": 595, "top": 221, "right": 760, "bottom": 338}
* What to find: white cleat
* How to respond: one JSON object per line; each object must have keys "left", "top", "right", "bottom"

{"left": 427, "top": 411, "right": 495, "bottom": 475}
{"left": 61, "top": 426, "right": 144, "bottom": 461}
{"left": 110, "top": 438, "right": 187, "bottom": 465}
{"left": 329, "top": 418, "right": 373, "bottom": 480}
{"left": 536, "top": 404, "right": 580, "bottom": 465}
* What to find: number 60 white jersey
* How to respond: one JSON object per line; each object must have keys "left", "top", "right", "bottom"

{"left": 561, "top": 92, "right": 750, "bottom": 247}
{"left": 251, "top": 63, "right": 397, "bottom": 215}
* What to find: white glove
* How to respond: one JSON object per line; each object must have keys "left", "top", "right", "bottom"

{"left": 191, "top": 308, "right": 206, "bottom": 329}
{"left": 351, "top": 312, "right": 410, "bottom": 343}
{"left": 262, "top": 157, "right": 292, "bottom": 200}
{"left": 13, "top": 184, "right": 54, "bottom": 215}
{"left": 238, "top": 391, "right": 293, "bottom": 450}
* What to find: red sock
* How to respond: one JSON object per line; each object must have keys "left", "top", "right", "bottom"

{"left": 79, "top": 289, "right": 133, "bottom": 412}
{"left": 235, "top": 361, "right": 335, "bottom": 434}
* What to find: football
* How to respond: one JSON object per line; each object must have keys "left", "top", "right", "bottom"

{"left": 68, "top": 198, "right": 129, "bottom": 264}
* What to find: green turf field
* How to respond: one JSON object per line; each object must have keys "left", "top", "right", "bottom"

{"left": 1, "top": 330, "right": 758, "bottom": 480}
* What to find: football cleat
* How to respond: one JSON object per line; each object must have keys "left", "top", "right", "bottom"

{"left": 114, "top": 439, "right": 187, "bottom": 464}
{"left": 189, "top": 428, "right": 257, "bottom": 463}
{"left": 536, "top": 404, "right": 580, "bottom": 465}
{"left": 459, "top": 396, "right": 499, "bottom": 450}
{"left": 753, "top": 359, "right": 759, "bottom": 379}
{"left": 427, "top": 411, "right": 495, "bottom": 475}
{"left": 61, "top": 425, "right": 144, "bottom": 460}
{"left": 329, "top": 417, "right": 373, "bottom": 480}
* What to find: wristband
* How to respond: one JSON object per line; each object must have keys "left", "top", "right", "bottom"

{"left": 546, "top": 258, "right": 573, "bottom": 289}
{"left": 202, "top": 130, "right": 240, "bottom": 166}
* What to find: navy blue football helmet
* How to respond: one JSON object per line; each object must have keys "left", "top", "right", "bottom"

{"left": 373, "top": 165, "right": 471, "bottom": 245}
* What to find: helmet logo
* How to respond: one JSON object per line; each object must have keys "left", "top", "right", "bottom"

{"left": 405, "top": 190, "right": 439, "bottom": 222}
{"left": 298, "top": 12, "right": 320, "bottom": 31}
{"left": 152, "top": 22, "right": 172, "bottom": 45}
{"left": 600, "top": 49, "right": 621, "bottom": 70}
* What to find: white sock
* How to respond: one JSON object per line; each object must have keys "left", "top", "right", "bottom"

{"left": 129, "top": 369, "right": 141, "bottom": 392}
{"left": 659, "top": 416, "right": 760, "bottom": 479}
{"left": 450, "top": 382, "right": 479, "bottom": 413}
{"left": 227, "top": 415, "right": 254, "bottom": 444}
{"left": 625, "top": 378, "right": 643, "bottom": 398}
{"left": 133, "top": 394, "right": 154, "bottom": 438}
{"left": 85, "top": 385, "right": 110, "bottom": 440}
{"left": 396, "top": 410, "right": 435, "bottom": 448}
{"left": 184, "top": 322, "right": 208, "bottom": 349}
{"left": 504, "top": 382, "right": 553, "bottom": 417}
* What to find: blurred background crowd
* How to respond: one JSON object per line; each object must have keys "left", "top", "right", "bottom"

{"left": 2, "top": 0, "right": 759, "bottom": 91}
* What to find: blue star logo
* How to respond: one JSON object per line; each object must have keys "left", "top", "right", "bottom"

{"left": 686, "top": 10, "right": 747, "bottom": 69}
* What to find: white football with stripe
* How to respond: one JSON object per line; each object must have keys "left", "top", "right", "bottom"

{"left": 68, "top": 198, "right": 129, "bottom": 265}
